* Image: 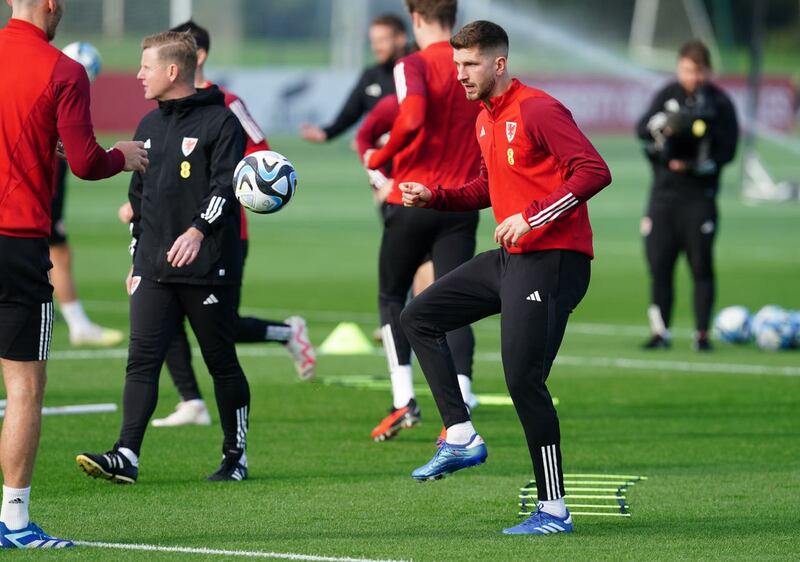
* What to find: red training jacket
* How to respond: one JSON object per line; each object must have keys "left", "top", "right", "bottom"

{"left": 367, "top": 41, "right": 481, "bottom": 205}
{"left": 355, "top": 94, "right": 398, "bottom": 160}
{"left": 429, "top": 79, "right": 612, "bottom": 257}
{"left": 204, "top": 81, "right": 270, "bottom": 241}
{"left": 0, "top": 18, "right": 124, "bottom": 238}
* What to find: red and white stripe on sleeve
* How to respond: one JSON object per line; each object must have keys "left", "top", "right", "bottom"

{"left": 228, "top": 99, "right": 265, "bottom": 145}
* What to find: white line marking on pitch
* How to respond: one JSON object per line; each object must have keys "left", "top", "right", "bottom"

{"left": 73, "top": 541, "right": 408, "bottom": 562}
{"left": 48, "top": 346, "right": 800, "bottom": 377}
{"left": 81, "top": 300, "right": 694, "bottom": 338}
{"left": 0, "top": 403, "right": 116, "bottom": 418}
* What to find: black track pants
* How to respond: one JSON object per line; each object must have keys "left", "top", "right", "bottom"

{"left": 401, "top": 248, "right": 590, "bottom": 501}
{"left": 164, "top": 239, "right": 290, "bottom": 401}
{"left": 644, "top": 197, "right": 717, "bottom": 332}
{"left": 119, "top": 278, "right": 250, "bottom": 456}
{"left": 379, "top": 204, "right": 478, "bottom": 377}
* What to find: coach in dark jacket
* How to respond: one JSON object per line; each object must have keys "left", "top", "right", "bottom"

{"left": 636, "top": 40, "right": 738, "bottom": 352}
{"left": 76, "top": 31, "right": 251, "bottom": 486}
{"left": 129, "top": 84, "right": 244, "bottom": 285}
{"left": 300, "top": 14, "right": 408, "bottom": 142}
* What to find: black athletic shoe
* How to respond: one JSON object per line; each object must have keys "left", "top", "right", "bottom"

{"left": 76, "top": 446, "right": 138, "bottom": 484}
{"left": 693, "top": 337, "right": 713, "bottom": 352}
{"left": 642, "top": 334, "right": 671, "bottom": 349}
{"left": 207, "top": 448, "right": 248, "bottom": 481}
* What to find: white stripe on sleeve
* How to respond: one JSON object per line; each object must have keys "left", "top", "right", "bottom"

{"left": 394, "top": 62, "right": 407, "bottom": 102}
{"left": 228, "top": 99, "right": 265, "bottom": 144}
{"left": 528, "top": 193, "right": 579, "bottom": 229}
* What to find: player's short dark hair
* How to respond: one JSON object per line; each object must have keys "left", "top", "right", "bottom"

{"left": 372, "top": 13, "right": 407, "bottom": 35}
{"left": 170, "top": 20, "right": 210, "bottom": 53}
{"left": 450, "top": 20, "right": 508, "bottom": 56}
{"left": 405, "top": 0, "right": 457, "bottom": 29}
{"left": 678, "top": 39, "right": 711, "bottom": 69}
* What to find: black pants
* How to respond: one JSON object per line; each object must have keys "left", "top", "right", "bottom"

{"left": 644, "top": 197, "right": 717, "bottom": 332}
{"left": 401, "top": 249, "right": 590, "bottom": 501}
{"left": 379, "top": 205, "right": 477, "bottom": 377}
{"left": 119, "top": 278, "right": 250, "bottom": 456}
{"left": 164, "top": 240, "right": 291, "bottom": 401}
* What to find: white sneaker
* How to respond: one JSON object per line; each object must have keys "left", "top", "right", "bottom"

{"left": 69, "top": 323, "right": 124, "bottom": 347}
{"left": 284, "top": 316, "right": 316, "bottom": 381}
{"left": 151, "top": 400, "right": 211, "bottom": 427}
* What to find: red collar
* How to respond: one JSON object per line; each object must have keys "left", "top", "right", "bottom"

{"left": 482, "top": 78, "right": 523, "bottom": 117}
{"left": 5, "top": 18, "right": 49, "bottom": 43}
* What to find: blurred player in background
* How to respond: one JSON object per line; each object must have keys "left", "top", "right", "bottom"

{"left": 0, "top": 0, "right": 147, "bottom": 548}
{"left": 399, "top": 20, "right": 611, "bottom": 535}
{"left": 300, "top": 13, "right": 408, "bottom": 143}
{"left": 637, "top": 40, "right": 738, "bottom": 351}
{"left": 304, "top": 14, "right": 433, "bottom": 342}
{"left": 364, "top": 0, "right": 481, "bottom": 442}
{"left": 77, "top": 31, "right": 251, "bottom": 484}
{"left": 118, "top": 21, "right": 316, "bottom": 428}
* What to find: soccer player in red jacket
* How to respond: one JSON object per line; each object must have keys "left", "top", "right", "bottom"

{"left": 399, "top": 21, "right": 612, "bottom": 535}
{"left": 364, "top": 0, "right": 482, "bottom": 442}
{"left": 0, "top": 0, "right": 147, "bottom": 548}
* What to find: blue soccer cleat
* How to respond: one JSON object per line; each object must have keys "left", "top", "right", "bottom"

{"left": 0, "top": 521, "right": 74, "bottom": 548}
{"left": 411, "top": 433, "right": 487, "bottom": 481}
{"left": 502, "top": 505, "right": 574, "bottom": 535}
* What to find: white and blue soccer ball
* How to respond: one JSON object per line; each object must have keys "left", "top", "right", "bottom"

{"left": 233, "top": 150, "right": 297, "bottom": 214}
{"left": 62, "top": 41, "right": 102, "bottom": 82}
{"left": 789, "top": 310, "right": 800, "bottom": 349}
{"left": 751, "top": 305, "right": 794, "bottom": 351}
{"left": 712, "top": 305, "right": 752, "bottom": 344}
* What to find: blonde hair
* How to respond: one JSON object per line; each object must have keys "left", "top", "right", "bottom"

{"left": 141, "top": 31, "right": 198, "bottom": 83}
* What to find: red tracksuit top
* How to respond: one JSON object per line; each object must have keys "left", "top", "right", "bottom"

{"left": 367, "top": 41, "right": 481, "bottom": 205}
{"left": 0, "top": 18, "right": 124, "bottom": 238}
{"left": 429, "top": 79, "right": 612, "bottom": 257}
{"left": 204, "top": 81, "right": 269, "bottom": 241}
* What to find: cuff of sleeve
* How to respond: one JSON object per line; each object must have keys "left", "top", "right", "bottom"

{"left": 108, "top": 147, "right": 126, "bottom": 173}
{"left": 523, "top": 202, "right": 540, "bottom": 224}
{"left": 321, "top": 126, "right": 336, "bottom": 141}
{"left": 428, "top": 187, "right": 446, "bottom": 210}
{"left": 192, "top": 219, "right": 211, "bottom": 236}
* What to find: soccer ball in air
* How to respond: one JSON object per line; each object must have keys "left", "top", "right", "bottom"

{"left": 789, "top": 311, "right": 800, "bottom": 348}
{"left": 751, "top": 305, "right": 794, "bottom": 351}
{"left": 712, "top": 306, "right": 752, "bottom": 344}
{"left": 62, "top": 42, "right": 102, "bottom": 82}
{"left": 233, "top": 150, "right": 297, "bottom": 214}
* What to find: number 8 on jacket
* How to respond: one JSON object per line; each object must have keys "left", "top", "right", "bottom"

{"left": 232, "top": 150, "right": 297, "bottom": 214}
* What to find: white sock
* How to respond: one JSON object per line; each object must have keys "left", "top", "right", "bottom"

{"left": 445, "top": 420, "right": 476, "bottom": 445}
{"left": 117, "top": 447, "right": 139, "bottom": 467}
{"left": 647, "top": 304, "right": 671, "bottom": 339}
{"left": 1, "top": 485, "right": 30, "bottom": 530}
{"left": 457, "top": 374, "right": 472, "bottom": 403}
{"left": 390, "top": 365, "right": 414, "bottom": 409}
{"left": 60, "top": 300, "right": 92, "bottom": 333}
{"left": 539, "top": 498, "right": 567, "bottom": 518}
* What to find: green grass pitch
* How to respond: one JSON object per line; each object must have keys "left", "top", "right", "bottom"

{"left": 6, "top": 134, "right": 799, "bottom": 560}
